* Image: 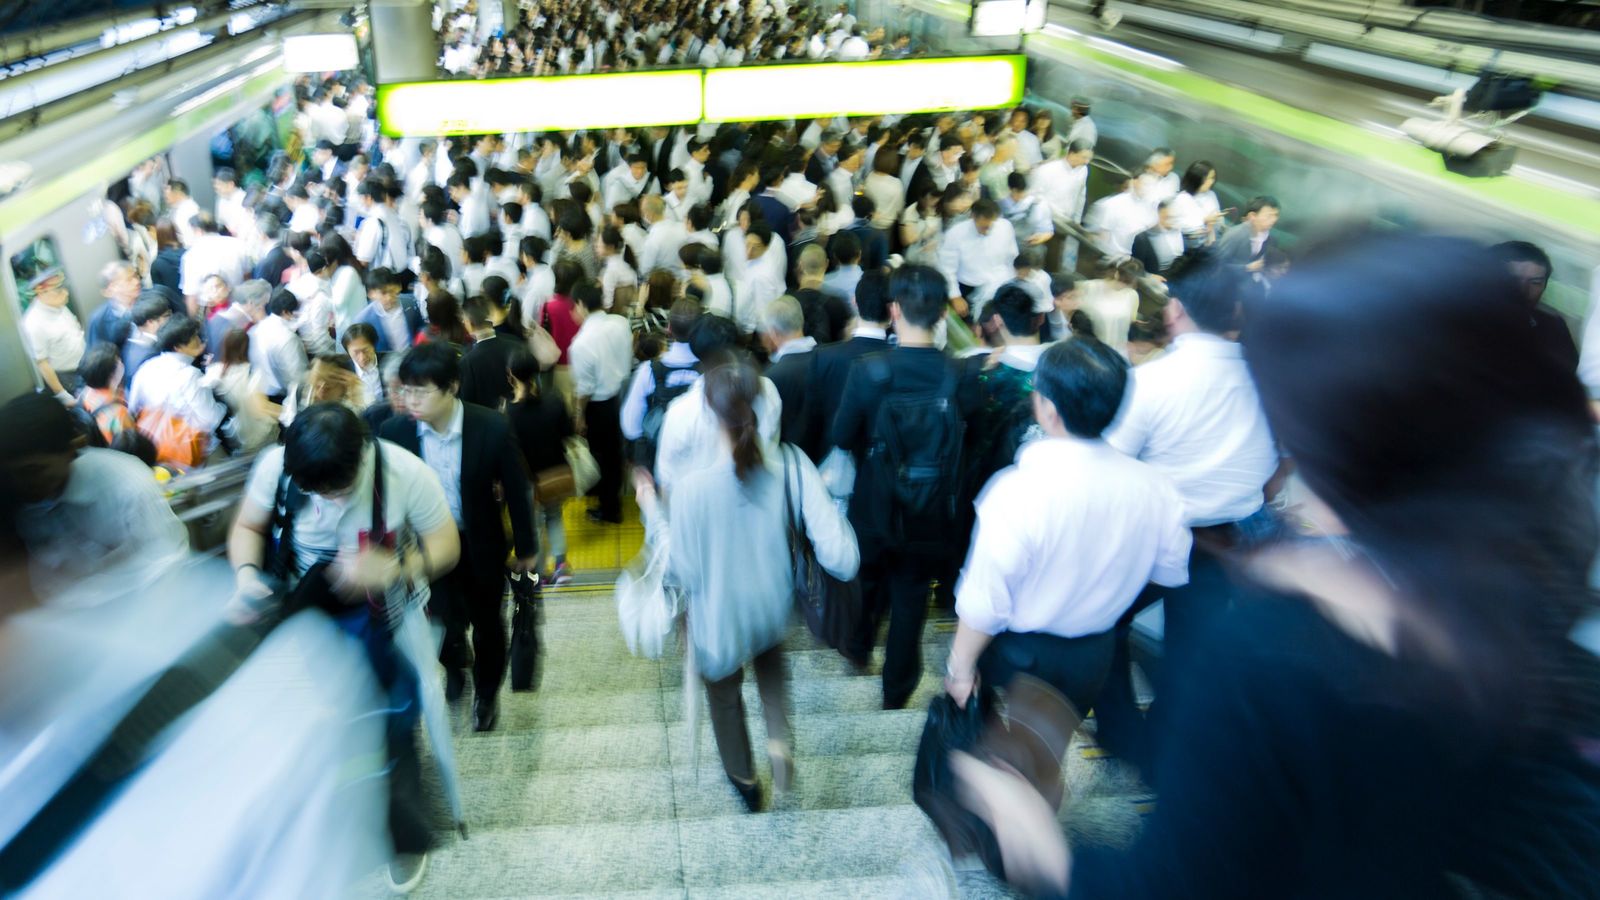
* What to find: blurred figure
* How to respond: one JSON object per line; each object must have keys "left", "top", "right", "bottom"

{"left": 949, "top": 234, "right": 1600, "bottom": 898}
{"left": 635, "top": 362, "right": 859, "bottom": 812}
{"left": 506, "top": 347, "right": 575, "bottom": 584}
{"left": 1493, "top": 240, "right": 1578, "bottom": 372}
{"left": 0, "top": 392, "right": 187, "bottom": 606}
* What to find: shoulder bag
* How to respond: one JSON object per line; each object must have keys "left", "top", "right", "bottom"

{"left": 781, "top": 443, "right": 863, "bottom": 651}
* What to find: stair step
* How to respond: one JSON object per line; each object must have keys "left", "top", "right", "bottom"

{"left": 686, "top": 870, "right": 959, "bottom": 899}
{"left": 675, "top": 805, "right": 941, "bottom": 887}
{"left": 404, "top": 820, "right": 686, "bottom": 899}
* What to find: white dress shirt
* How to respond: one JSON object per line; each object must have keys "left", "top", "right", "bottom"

{"left": 356, "top": 206, "right": 411, "bottom": 270}
{"left": 956, "top": 437, "right": 1191, "bottom": 638}
{"left": 423, "top": 223, "right": 465, "bottom": 277}
{"left": 22, "top": 303, "right": 86, "bottom": 373}
{"left": 777, "top": 172, "right": 818, "bottom": 210}
{"left": 602, "top": 165, "right": 648, "bottom": 213}
{"left": 737, "top": 262, "right": 786, "bottom": 333}
{"left": 640, "top": 219, "right": 689, "bottom": 278}
{"left": 1106, "top": 332, "right": 1279, "bottom": 526}
{"left": 684, "top": 159, "right": 714, "bottom": 209}
{"left": 1169, "top": 190, "right": 1221, "bottom": 240}
{"left": 1086, "top": 191, "right": 1157, "bottom": 259}
{"left": 127, "top": 351, "right": 229, "bottom": 436}
{"left": 601, "top": 255, "right": 638, "bottom": 310}
{"left": 654, "top": 376, "right": 782, "bottom": 496}
{"left": 568, "top": 311, "right": 635, "bottom": 402}
{"left": 180, "top": 234, "right": 251, "bottom": 295}
{"left": 248, "top": 314, "right": 308, "bottom": 397}
{"left": 826, "top": 165, "right": 856, "bottom": 205}
{"left": 418, "top": 400, "right": 465, "bottom": 528}
{"left": 620, "top": 340, "right": 700, "bottom": 439}
{"left": 1029, "top": 158, "right": 1090, "bottom": 229}
{"left": 938, "top": 217, "right": 1019, "bottom": 300}
{"left": 1065, "top": 115, "right": 1097, "bottom": 148}
{"left": 519, "top": 264, "right": 556, "bottom": 332}
{"left": 170, "top": 197, "right": 201, "bottom": 247}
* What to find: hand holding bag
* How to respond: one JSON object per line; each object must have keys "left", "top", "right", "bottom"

{"left": 565, "top": 435, "right": 601, "bottom": 497}
{"left": 615, "top": 538, "right": 680, "bottom": 659}
{"left": 781, "top": 444, "right": 863, "bottom": 651}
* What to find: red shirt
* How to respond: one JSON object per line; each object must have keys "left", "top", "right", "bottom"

{"left": 542, "top": 294, "right": 582, "bottom": 365}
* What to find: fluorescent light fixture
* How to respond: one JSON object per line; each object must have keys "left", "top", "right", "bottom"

{"left": 378, "top": 70, "right": 703, "bottom": 136}
{"left": 282, "top": 34, "right": 360, "bottom": 73}
{"left": 971, "top": 0, "right": 1046, "bottom": 37}
{"left": 702, "top": 56, "right": 1025, "bottom": 123}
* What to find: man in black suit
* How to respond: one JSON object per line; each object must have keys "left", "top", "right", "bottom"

{"left": 381, "top": 342, "right": 538, "bottom": 732}
{"left": 807, "top": 271, "right": 892, "bottom": 460}
{"left": 457, "top": 296, "right": 518, "bottom": 410}
{"left": 1213, "top": 195, "right": 1280, "bottom": 271}
{"left": 761, "top": 294, "right": 822, "bottom": 460}
{"left": 831, "top": 265, "right": 981, "bottom": 707}
{"left": 805, "top": 130, "right": 843, "bottom": 186}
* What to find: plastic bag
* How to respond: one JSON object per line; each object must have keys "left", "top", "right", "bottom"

{"left": 565, "top": 436, "right": 601, "bottom": 498}
{"left": 615, "top": 540, "right": 679, "bottom": 659}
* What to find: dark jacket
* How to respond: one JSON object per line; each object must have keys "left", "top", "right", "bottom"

{"left": 150, "top": 248, "right": 185, "bottom": 295}
{"left": 807, "top": 333, "right": 889, "bottom": 455}
{"left": 754, "top": 191, "right": 794, "bottom": 241}
{"left": 1131, "top": 229, "right": 1180, "bottom": 277}
{"left": 1213, "top": 224, "right": 1274, "bottom": 267}
{"left": 457, "top": 332, "right": 519, "bottom": 411}
{"left": 379, "top": 401, "right": 537, "bottom": 582}
{"left": 507, "top": 392, "right": 574, "bottom": 477}
{"left": 792, "top": 288, "right": 851, "bottom": 345}
{"left": 86, "top": 302, "right": 132, "bottom": 351}
{"left": 830, "top": 346, "right": 982, "bottom": 463}
{"left": 832, "top": 222, "right": 889, "bottom": 273}
{"left": 766, "top": 347, "right": 822, "bottom": 461}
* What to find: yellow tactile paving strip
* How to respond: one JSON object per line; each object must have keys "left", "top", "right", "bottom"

{"left": 557, "top": 496, "right": 646, "bottom": 575}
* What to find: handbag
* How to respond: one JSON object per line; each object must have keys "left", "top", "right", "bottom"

{"left": 527, "top": 320, "right": 561, "bottom": 370}
{"left": 136, "top": 406, "right": 206, "bottom": 468}
{"left": 565, "top": 435, "right": 601, "bottom": 497}
{"left": 615, "top": 538, "right": 680, "bottom": 659}
{"left": 780, "top": 444, "right": 863, "bottom": 651}
{"left": 508, "top": 570, "right": 541, "bottom": 691}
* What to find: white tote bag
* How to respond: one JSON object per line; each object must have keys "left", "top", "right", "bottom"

{"left": 565, "top": 436, "right": 602, "bottom": 498}
{"left": 615, "top": 539, "right": 679, "bottom": 659}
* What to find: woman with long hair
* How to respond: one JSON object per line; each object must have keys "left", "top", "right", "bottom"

{"left": 1169, "top": 160, "right": 1223, "bottom": 248}
{"left": 418, "top": 291, "right": 472, "bottom": 349}
{"left": 149, "top": 220, "right": 185, "bottom": 294}
{"left": 506, "top": 346, "right": 576, "bottom": 584}
{"left": 946, "top": 235, "right": 1600, "bottom": 898}
{"left": 203, "top": 327, "right": 276, "bottom": 449}
{"left": 635, "top": 361, "right": 859, "bottom": 813}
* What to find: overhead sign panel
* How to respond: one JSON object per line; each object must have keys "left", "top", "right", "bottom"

{"left": 701, "top": 55, "right": 1026, "bottom": 123}
{"left": 377, "top": 69, "right": 703, "bottom": 137}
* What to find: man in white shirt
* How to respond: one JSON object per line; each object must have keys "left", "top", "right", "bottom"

{"left": 163, "top": 179, "right": 202, "bottom": 248}
{"left": 249, "top": 289, "right": 308, "bottom": 404}
{"left": 1065, "top": 96, "right": 1097, "bottom": 149}
{"left": 1006, "top": 108, "right": 1044, "bottom": 174}
{"left": 447, "top": 172, "right": 493, "bottom": 239}
{"left": 683, "top": 140, "right": 715, "bottom": 210}
{"left": 1030, "top": 140, "right": 1094, "bottom": 272}
{"left": 737, "top": 224, "right": 787, "bottom": 330}
{"left": 1096, "top": 262, "right": 1281, "bottom": 766}
{"left": 718, "top": 161, "right": 760, "bottom": 231}
{"left": 419, "top": 199, "right": 465, "bottom": 279}
{"left": 602, "top": 154, "right": 651, "bottom": 215}
{"left": 180, "top": 215, "right": 252, "bottom": 311}
{"left": 354, "top": 180, "right": 412, "bottom": 272}
{"left": 128, "top": 315, "right": 231, "bottom": 454}
{"left": 827, "top": 143, "right": 864, "bottom": 204}
{"left": 212, "top": 169, "right": 254, "bottom": 242}
{"left": 1086, "top": 176, "right": 1157, "bottom": 260}
{"left": 945, "top": 336, "right": 1189, "bottom": 716}
{"left": 938, "top": 199, "right": 1019, "bottom": 313}
{"left": 566, "top": 281, "right": 635, "bottom": 524}
{"left": 638, "top": 194, "right": 689, "bottom": 279}
{"left": 21, "top": 271, "right": 86, "bottom": 402}
{"left": 836, "top": 27, "right": 870, "bottom": 60}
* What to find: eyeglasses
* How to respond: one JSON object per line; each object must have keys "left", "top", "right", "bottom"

{"left": 397, "top": 386, "right": 442, "bottom": 401}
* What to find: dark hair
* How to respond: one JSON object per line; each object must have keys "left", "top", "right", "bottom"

{"left": 520, "top": 235, "right": 551, "bottom": 263}
{"left": 507, "top": 345, "right": 541, "bottom": 388}
{"left": 850, "top": 193, "right": 875, "bottom": 220}
{"left": 1245, "top": 232, "right": 1598, "bottom": 746}
{"left": 282, "top": 403, "right": 368, "bottom": 495}
{"left": 342, "top": 322, "right": 379, "bottom": 351}
{"left": 984, "top": 284, "right": 1040, "bottom": 337}
{"left": 855, "top": 270, "right": 890, "bottom": 324}
{"left": 887, "top": 264, "right": 947, "bottom": 329}
{"left": 1169, "top": 254, "right": 1255, "bottom": 335}
{"left": 1245, "top": 195, "right": 1280, "bottom": 216}
{"left": 690, "top": 313, "right": 742, "bottom": 365}
{"left": 156, "top": 315, "right": 202, "bottom": 352}
{"left": 1006, "top": 171, "right": 1027, "bottom": 193}
{"left": 745, "top": 222, "right": 772, "bottom": 249}
{"left": 424, "top": 292, "right": 470, "bottom": 346}
{"left": 1034, "top": 336, "right": 1128, "bottom": 438}
{"left": 1180, "top": 160, "right": 1215, "bottom": 196}
{"left": 131, "top": 294, "right": 171, "bottom": 328}
{"left": 687, "top": 203, "right": 713, "bottom": 233}
{"left": 572, "top": 278, "right": 605, "bottom": 312}
{"left": 462, "top": 295, "right": 495, "bottom": 328}
{"left": 80, "top": 343, "right": 122, "bottom": 389}
{"left": 668, "top": 298, "right": 703, "bottom": 341}
{"left": 320, "top": 233, "right": 356, "bottom": 269}
{"left": 1491, "top": 240, "right": 1552, "bottom": 274}
{"left": 397, "top": 339, "right": 461, "bottom": 391}
{"left": 971, "top": 198, "right": 1000, "bottom": 221}
{"left": 110, "top": 429, "right": 157, "bottom": 467}
{"left": 268, "top": 289, "right": 301, "bottom": 318}
{"left": 552, "top": 258, "right": 585, "bottom": 295}
{"left": 830, "top": 231, "right": 861, "bottom": 266}
{"left": 702, "top": 362, "right": 764, "bottom": 482}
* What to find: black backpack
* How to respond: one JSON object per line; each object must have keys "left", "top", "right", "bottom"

{"left": 855, "top": 355, "right": 966, "bottom": 552}
{"left": 632, "top": 359, "right": 700, "bottom": 467}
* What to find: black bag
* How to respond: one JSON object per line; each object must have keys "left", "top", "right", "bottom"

{"left": 912, "top": 687, "right": 1005, "bottom": 878}
{"left": 508, "top": 570, "right": 542, "bottom": 692}
{"left": 780, "top": 443, "right": 863, "bottom": 651}
{"left": 632, "top": 359, "right": 700, "bottom": 467}
{"left": 856, "top": 355, "right": 966, "bottom": 552}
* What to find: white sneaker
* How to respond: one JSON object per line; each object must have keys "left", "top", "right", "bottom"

{"left": 387, "top": 851, "right": 428, "bottom": 895}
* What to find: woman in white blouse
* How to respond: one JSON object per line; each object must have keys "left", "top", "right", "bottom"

{"left": 899, "top": 185, "right": 944, "bottom": 266}
{"left": 321, "top": 234, "right": 367, "bottom": 335}
{"left": 1080, "top": 258, "right": 1143, "bottom": 358}
{"left": 1167, "top": 161, "right": 1224, "bottom": 249}
{"left": 636, "top": 361, "right": 859, "bottom": 813}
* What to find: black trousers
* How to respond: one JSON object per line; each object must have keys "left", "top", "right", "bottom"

{"left": 436, "top": 554, "right": 509, "bottom": 702}
{"left": 978, "top": 629, "right": 1117, "bottom": 716}
{"left": 881, "top": 555, "right": 940, "bottom": 709}
{"left": 585, "top": 396, "right": 623, "bottom": 521}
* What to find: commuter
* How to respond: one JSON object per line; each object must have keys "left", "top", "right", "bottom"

{"left": 899, "top": 184, "right": 944, "bottom": 267}
{"left": 506, "top": 346, "right": 576, "bottom": 584}
{"left": 621, "top": 298, "right": 702, "bottom": 466}
{"left": 517, "top": 235, "right": 557, "bottom": 331}
{"left": 149, "top": 220, "right": 186, "bottom": 294}
{"left": 1028, "top": 139, "right": 1093, "bottom": 273}
{"left": 738, "top": 223, "right": 787, "bottom": 327}
{"left": 946, "top": 335, "right": 1191, "bottom": 716}
{"left": 1138, "top": 147, "right": 1180, "bottom": 205}
{"left": 638, "top": 194, "right": 689, "bottom": 279}
{"left": 951, "top": 233, "right": 1600, "bottom": 900}
{"left": 602, "top": 153, "right": 651, "bottom": 215}
{"left": 417, "top": 292, "right": 471, "bottom": 349}
{"left": 1065, "top": 96, "right": 1097, "bottom": 148}
{"left": 163, "top": 178, "right": 202, "bottom": 247}
{"left": 978, "top": 135, "right": 1016, "bottom": 203}
{"left": 354, "top": 268, "right": 425, "bottom": 354}
{"left": 808, "top": 270, "right": 892, "bottom": 467}
{"left": 0, "top": 392, "right": 188, "bottom": 606}
{"left": 1213, "top": 195, "right": 1281, "bottom": 270}
{"left": 230, "top": 402, "right": 460, "bottom": 893}
{"left": 831, "top": 265, "right": 981, "bottom": 708}
{"left": 457, "top": 296, "right": 517, "bottom": 410}
{"left": 568, "top": 279, "right": 634, "bottom": 524}
{"left": 806, "top": 130, "right": 843, "bottom": 185}
{"left": 1096, "top": 259, "right": 1280, "bottom": 771}
{"left": 597, "top": 225, "right": 639, "bottom": 311}
{"left": 320, "top": 233, "right": 367, "bottom": 333}
{"left": 87, "top": 261, "right": 143, "bottom": 350}
{"left": 822, "top": 232, "right": 865, "bottom": 308}
{"left": 761, "top": 295, "right": 822, "bottom": 459}
{"left": 203, "top": 327, "right": 276, "bottom": 451}
{"left": 1493, "top": 240, "right": 1577, "bottom": 371}
{"left": 128, "top": 315, "right": 232, "bottom": 459}
{"left": 1086, "top": 175, "right": 1157, "bottom": 260}
{"left": 1169, "top": 160, "right": 1223, "bottom": 247}
{"left": 634, "top": 361, "right": 859, "bottom": 812}
{"left": 206, "top": 278, "right": 268, "bottom": 363}
{"left": 381, "top": 342, "right": 538, "bottom": 729}
{"left": 1130, "top": 200, "right": 1186, "bottom": 278}
{"left": 22, "top": 270, "right": 87, "bottom": 403}
{"left": 862, "top": 148, "right": 906, "bottom": 232}
{"left": 76, "top": 343, "right": 136, "bottom": 445}
{"left": 180, "top": 214, "right": 251, "bottom": 312}
{"left": 419, "top": 199, "right": 465, "bottom": 281}
{"left": 340, "top": 321, "right": 385, "bottom": 404}
{"left": 938, "top": 198, "right": 1019, "bottom": 317}
{"left": 120, "top": 293, "right": 173, "bottom": 388}
{"left": 540, "top": 258, "right": 587, "bottom": 412}
{"left": 653, "top": 314, "right": 781, "bottom": 495}
{"left": 279, "top": 355, "right": 368, "bottom": 429}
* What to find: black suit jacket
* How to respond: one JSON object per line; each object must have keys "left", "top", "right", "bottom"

{"left": 1131, "top": 230, "right": 1172, "bottom": 277}
{"left": 766, "top": 347, "right": 822, "bottom": 461}
{"left": 807, "top": 334, "right": 887, "bottom": 454}
{"left": 830, "top": 346, "right": 982, "bottom": 464}
{"left": 380, "top": 402, "right": 536, "bottom": 583}
{"left": 458, "top": 333, "right": 518, "bottom": 411}
{"left": 1214, "top": 225, "right": 1273, "bottom": 267}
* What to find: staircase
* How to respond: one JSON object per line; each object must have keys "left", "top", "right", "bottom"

{"left": 376, "top": 578, "right": 1153, "bottom": 899}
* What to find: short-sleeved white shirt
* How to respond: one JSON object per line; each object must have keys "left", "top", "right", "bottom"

{"left": 245, "top": 439, "right": 452, "bottom": 575}
{"left": 21, "top": 302, "right": 86, "bottom": 371}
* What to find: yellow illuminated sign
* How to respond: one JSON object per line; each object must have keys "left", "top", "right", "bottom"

{"left": 377, "top": 70, "right": 704, "bottom": 136}
{"left": 702, "top": 55, "right": 1026, "bottom": 122}
{"left": 376, "top": 56, "right": 1027, "bottom": 136}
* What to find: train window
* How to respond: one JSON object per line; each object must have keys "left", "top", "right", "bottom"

{"left": 10, "top": 236, "right": 75, "bottom": 314}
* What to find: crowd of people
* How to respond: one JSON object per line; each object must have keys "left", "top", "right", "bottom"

{"left": 4, "top": 0, "right": 1599, "bottom": 896}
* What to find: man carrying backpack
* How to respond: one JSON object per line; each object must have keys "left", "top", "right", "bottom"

{"left": 831, "top": 265, "right": 982, "bottom": 709}
{"left": 621, "top": 299, "right": 703, "bottom": 470}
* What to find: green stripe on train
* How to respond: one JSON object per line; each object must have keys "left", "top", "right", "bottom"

{"left": 0, "top": 67, "right": 288, "bottom": 238}
{"left": 918, "top": 0, "right": 1600, "bottom": 241}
